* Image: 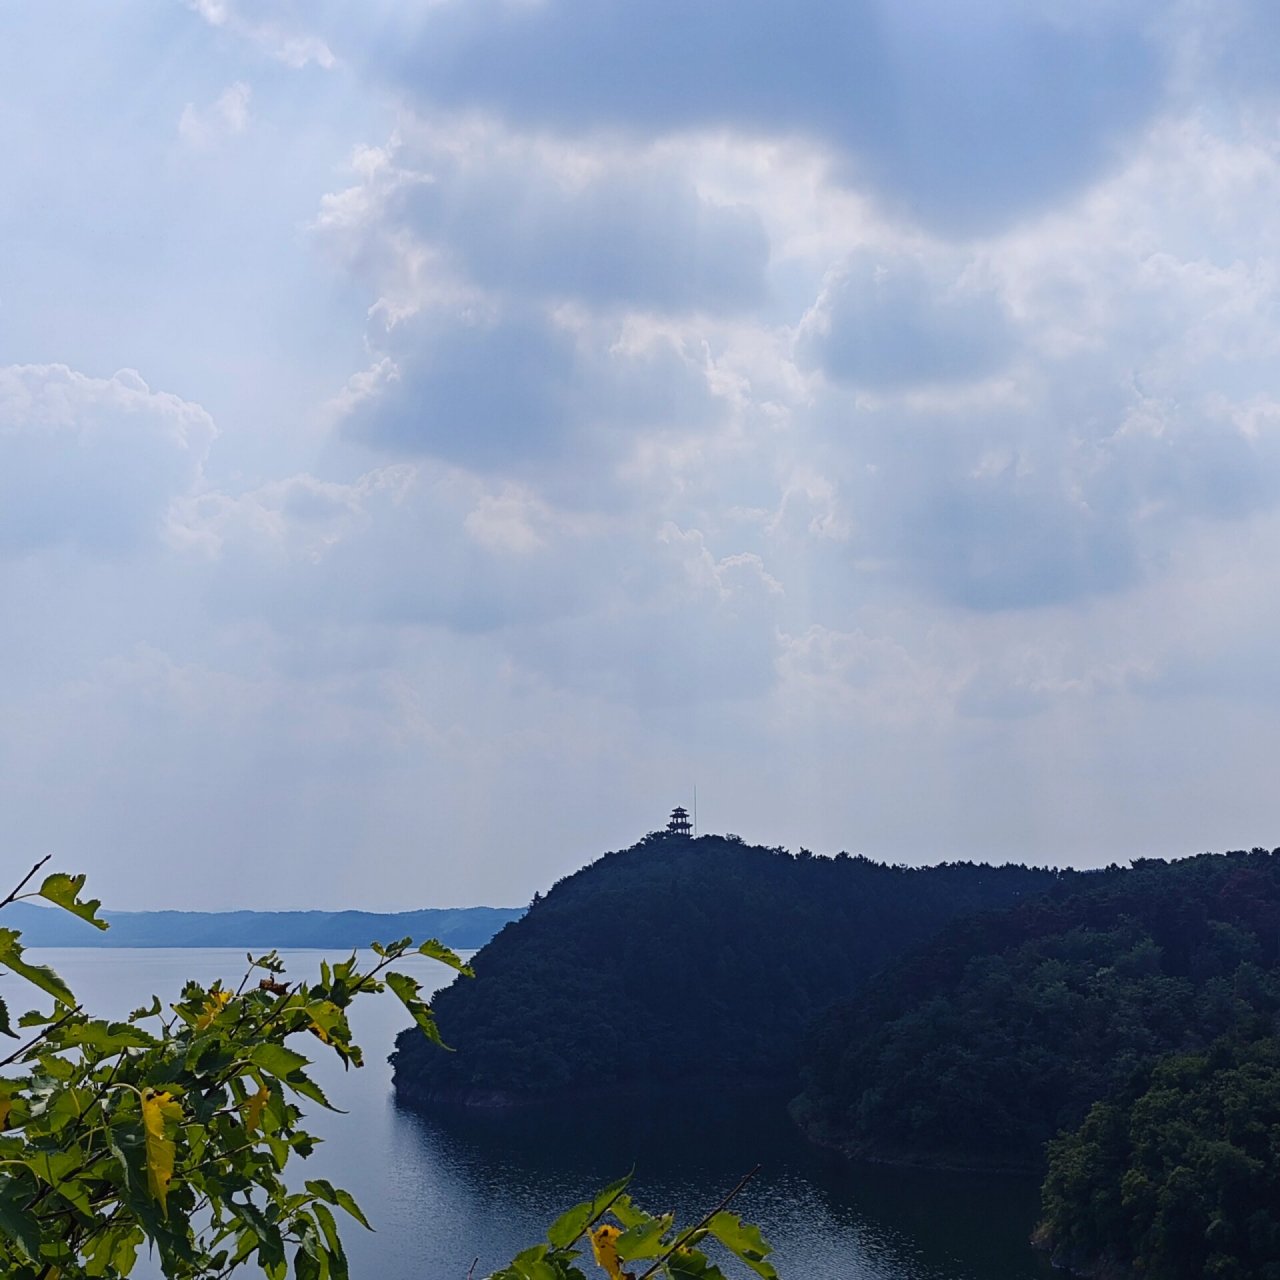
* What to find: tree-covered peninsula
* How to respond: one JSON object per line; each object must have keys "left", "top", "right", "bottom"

{"left": 391, "top": 831, "right": 1062, "bottom": 1106}
{"left": 792, "top": 847, "right": 1280, "bottom": 1277}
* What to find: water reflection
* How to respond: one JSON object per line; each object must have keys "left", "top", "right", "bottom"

{"left": 389, "top": 1092, "right": 1054, "bottom": 1280}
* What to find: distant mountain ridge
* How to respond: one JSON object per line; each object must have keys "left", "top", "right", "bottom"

{"left": 7, "top": 901, "right": 524, "bottom": 949}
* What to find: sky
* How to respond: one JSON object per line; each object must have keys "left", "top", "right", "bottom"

{"left": 4, "top": 1, "right": 1280, "bottom": 911}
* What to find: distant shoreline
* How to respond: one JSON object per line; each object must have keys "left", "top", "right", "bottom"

{"left": 6, "top": 901, "right": 524, "bottom": 951}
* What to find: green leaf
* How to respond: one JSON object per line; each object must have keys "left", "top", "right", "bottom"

{"left": 313, "top": 1201, "right": 349, "bottom": 1280}
{"left": 545, "top": 1175, "right": 631, "bottom": 1248}
{"left": 106, "top": 1115, "right": 146, "bottom": 1198}
{"left": 231, "top": 1197, "right": 286, "bottom": 1270}
{"left": 304, "top": 999, "right": 361, "bottom": 1067}
{"left": 59, "top": 1020, "right": 157, "bottom": 1053}
{"left": 416, "top": 938, "right": 475, "bottom": 977}
{"left": 129, "top": 994, "right": 162, "bottom": 1022}
{"left": 245, "top": 1043, "right": 336, "bottom": 1109}
{"left": 46, "top": 1085, "right": 99, "bottom": 1133}
{"left": 84, "top": 1223, "right": 144, "bottom": 1278}
{"left": 509, "top": 1244, "right": 568, "bottom": 1280}
{"left": 294, "top": 1242, "right": 322, "bottom": 1280}
{"left": 706, "top": 1213, "right": 777, "bottom": 1280}
{"left": 110, "top": 1224, "right": 145, "bottom": 1275}
{"left": 607, "top": 1193, "right": 648, "bottom": 1231}
{"left": 615, "top": 1214, "right": 672, "bottom": 1261}
{"left": 251, "top": 950, "right": 286, "bottom": 973}
{"left": 372, "top": 938, "right": 410, "bottom": 962}
{"left": 36, "top": 872, "right": 108, "bottom": 930}
{"left": 0, "top": 1176, "right": 41, "bottom": 1260}
{"left": 666, "top": 1247, "right": 728, "bottom": 1280}
{"left": 0, "top": 929, "right": 76, "bottom": 1007}
{"left": 0, "top": 995, "right": 14, "bottom": 1039}
{"left": 249, "top": 1043, "right": 311, "bottom": 1080}
{"left": 385, "top": 972, "right": 450, "bottom": 1050}
{"left": 305, "top": 1180, "right": 372, "bottom": 1231}
{"left": 293, "top": 1215, "right": 325, "bottom": 1280}
{"left": 284, "top": 1068, "right": 336, "bottom": 1110}
{"left": 546, "top": 1199, "right": 594, "bottom": 1249}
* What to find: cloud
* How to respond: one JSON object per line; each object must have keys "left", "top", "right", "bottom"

{"left": 0, "top": 365, "right": 215, "bottom": 556}
{"left": 519, "top": 523, "right": 784, "bottom": 706}
{"left": 179, "top": 82, "right": 252, "bottom": 147}
{"left": 186, "top": 0, "right": 335, "bottom": 69}
{"left": 779, "top": 108, "right": 1280, "bottom": 614}
{"left": 397, "top": 142, "right": 770, "bottom": 313}
{"left": 896, "top": 456, "right": 1138, "bottom": 612}
{"left": 15, "top": 2, "right": 1280, "bottom": 903}
{"left": 171, "top": 461, "right": 599, "bottom": 635}
{"left": 169, "top": 455, "right": 784, "bottom": 709}
{"left": 799, "top": 250, "right": 1015, "bottom": 389}
{"left": 814, "top": 368, "right": 1280, "bottom": 613}
{"left": 315, "top": 124, "right": 771, "bottom": 315}
{"left": 367, "top": 0, "right": 1166, "bottom": 234}
{"left": 336, "top": 308, "right": 726, "bottom": 478}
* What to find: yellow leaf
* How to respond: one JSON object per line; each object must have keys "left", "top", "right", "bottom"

{"left": 308, "top": 1021, "right": 330, "bottom": 1043}
{"left": 589, "top": 1224, "right": 626, "bottom": 1280}
{"left": 244, "top": 1084, "right": 269, "bottom": 1134}
{"left": 195, "top": 989, "right": 232, "bottom": 1030}
{"left": 141, "top": 1088, "right": 182, "bottom": 1215}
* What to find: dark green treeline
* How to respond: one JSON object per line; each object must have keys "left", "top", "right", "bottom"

{"left": 795, "top": 847, "right": 1280, "bottom": 1278}
{"left": 391, "top": 832, "right": 1061, "bottom": 1104}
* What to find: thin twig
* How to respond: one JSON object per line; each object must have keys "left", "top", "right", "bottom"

{"left": 466, "top": 1257, "right": 479, "bottom": 1280}
{"left": 234, "top": 955, "right": 256, "bottom": 998}
{"left": 0, "top": 855, "right": 52, "bottom": 911}
{"left": 636, "top": 1164, "right": 761, "bottom": 1280}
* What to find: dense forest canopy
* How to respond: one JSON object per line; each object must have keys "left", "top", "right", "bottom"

{"left": 1040, "top": 1037, "right": 1280, "bottom": 1280}
{"left": 392, "top": 836, "right": 1280, "bottom": 1277}
{"left": 794, "top": 847, "right": 1280, "bottom": 1168}
{"left": 391, "top": 832, "right": 1063, "bottom": 1105}
{"left": 791, "top": 846, "right": 1280, "bottom": 1277}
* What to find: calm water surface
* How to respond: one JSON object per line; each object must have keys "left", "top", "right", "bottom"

{"left": 29, "top": 949, "right": 1055, "bottom": 1280}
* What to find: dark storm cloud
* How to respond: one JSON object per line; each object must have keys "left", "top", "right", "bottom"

{"left": 370, "top": 0, "right": 1165, "bottom": 233}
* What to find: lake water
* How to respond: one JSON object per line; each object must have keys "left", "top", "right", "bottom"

{"left": 24, "top": 949, "right": 1056, "bottom": 1280}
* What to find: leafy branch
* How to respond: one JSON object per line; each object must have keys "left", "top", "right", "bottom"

{"left": 0, "top": 865, "right": 778, "bottom": 1280}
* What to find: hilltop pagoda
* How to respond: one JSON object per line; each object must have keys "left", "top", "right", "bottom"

{"left": 667, "top": 805, "right": 692, "bottom": 836}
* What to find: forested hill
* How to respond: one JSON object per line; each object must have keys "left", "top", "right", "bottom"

{"left": 792, "top": 847, "right": 1280, "bottom": 1278}
{"left": 794, "top": 847, "right": 1280, "bottom": 1169}
{"left": 7, "top": 901, "right": 523, "bottom": 949}
{"left": 391, "top": 832, "right": 1063, "bottom": 1106}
